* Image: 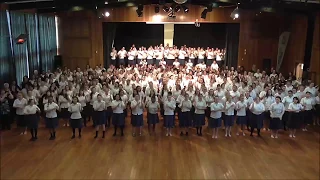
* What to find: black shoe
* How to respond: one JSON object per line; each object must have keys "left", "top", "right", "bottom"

{"left": 35, "top": 136, "right": 38, "bottom": 140}
{"left": 199, "top": 133, "right": 202, "bottom": 136}
{"left": 49, "top": 136, "right": 54, "bottom": 140}
{"left": 186, "top": 132, "right": 189, "bottom": 136}
{"left": 121, "top": 133, "right": 124, "bottom": 136}
{"left": 29, "top": 137, "right": 34, "bottom": 141}
{"left": 258, "top": 134, "right": 261, "bottom": 137}
{"left": 78, "top": 135, "right": 81, "bottom": 138}
{"left": 180, "top": 132, "right": 184, "bottom": 136}
{"left": 102, "top": 135, "right": 105, "bottom": 138}
{"left": 71, "top": 135, "right": 75, "bottom": 139}
{"left": 250, "top": 134, "right": 253, "bottom": 137}
{"left": 94, "top": 135, "right": 98, "bottom": 139}
{"left": 113, "top": 133, "right": 116, "bottom": 136}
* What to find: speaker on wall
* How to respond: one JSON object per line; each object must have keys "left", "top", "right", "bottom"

{"left": 262, "top": 58, "right": 271, "bottom": 74}
{"left": 54, "top": 55, "right": 62, "bottom": 69}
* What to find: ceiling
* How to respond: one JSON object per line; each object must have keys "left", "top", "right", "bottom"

{"left": 2, "top": 0, "right": 320, "bottom": 14}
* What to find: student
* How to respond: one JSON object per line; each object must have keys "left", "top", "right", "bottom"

{"left": 249, "top": 97, "right": 265, "bottom": 137}
{"left": 111, "top": 94, "right": 126, "bottom": 136}
{"left": 287, "top": 97, "right": 304, "bottom": 138}
{"left": 0, "top": 90, "right": 12, "bottom": 130}
{"left": 209, "top": 96, "right": 224, "bottom": 138}
{"left": 178, "top": 93, "right": 192, "bottom": 136}
{"left": 261, "top": 89, "right": 275, "bottom": 131}
{"left": 236, "top": 94, "right": 247, "bottom": 136}
{"left": 130, "top": 94, "right": 144, "bottom": 136}
{"left": 300, "top": 91, "right": 316, "bottom": 131}
{"left": 269, "top": 96, "right": 285, "bottom": 138}
{"left": 93, "top": 94, "right": 106, "bottom": 138}
{"left": 163, "top": 93, "right": 176, "bottom": 136}
{"left": 69, "top": 96, "right": 83, "bottom": 139}
{"left": 77, "top": 90, "right": 87, "bottom": 127}
{"left": 224, "top": 95, "right": 235, "bottom": 137}
{"left": 24, "top": 99, "right": 40, "bottom": 141}
{"left": 282, "top": 90, "right": 294, "bottom": 131}
{"left": 58, "top": 89, "right": 70, "bottom": 127}
{"left": 315, "top": 92, "right": 320, "bottom": 126}
{"left": 146, "top": 95, "right": 160, "bottom": 135}
{"left": 13, "top": 92, "right": 28, "bottom": 135}
{"left": 194, "top": 93, "right": 207, "bottom": 136}
{"left": 44, "top": 96, "right": 60, "bottom": 140}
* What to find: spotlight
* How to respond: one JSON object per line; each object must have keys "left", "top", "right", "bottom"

{"left": 136, "top": 4, "right": 143, "bottom": 17}
{"left": 174, "top": 6, "right": 181, "bottom": 12}
{"left": 230, "top": 7, "right": 240, "bottom": 19}
{"left": 201, "top": 9, "right": 208, "bottom": 19}
{"left": 182, "top": 5, "right": 189, "bottom": 13}
{"left": 155, "top": 5, "right": 160, "bottom": 13}
{"left": 163, "top": 5, "right": 170, "bottom": 12}
{"left": 104, "top": 11, "right": 110, "bottom": 17}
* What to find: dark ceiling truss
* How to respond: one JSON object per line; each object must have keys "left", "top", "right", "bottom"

{"left": 3, "top": 0, "right": 320, "bottom": 13}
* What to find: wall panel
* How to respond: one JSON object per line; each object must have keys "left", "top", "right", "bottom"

{"left": 310, "top": 12, "right": 320, "bottom": 84}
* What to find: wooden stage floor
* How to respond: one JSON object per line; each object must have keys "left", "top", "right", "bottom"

{"left": 1, "top": 117, "right": 320, "bottom": 180}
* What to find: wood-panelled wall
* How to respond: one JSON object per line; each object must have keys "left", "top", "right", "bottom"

{"left": 310, "top": 12, "right": 320, "bottom": 84}
{"left": 58, "top": 11, "right": 103, "bottom": 70}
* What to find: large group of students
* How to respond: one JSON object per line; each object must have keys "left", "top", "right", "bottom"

{"left": 0, "top": 44, "right": 319, "bottom": 142}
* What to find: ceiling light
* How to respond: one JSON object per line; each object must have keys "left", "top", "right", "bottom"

{"left": 182, "top": 5, "right": 189, "bottom": 13}
{"left": 105, "top": 1, "right": 108, "bottom": 4}
{"left": 230, "top": 7, "right": 240, "bottom": 20}
{"left": 104, "top": 12, "right": 110, "bottom": 17}
{"left": 163, "top": 5, "right": 169, "bottom": 12}
{"left": 174, "top": 6, "right": 181, "bottom": 12}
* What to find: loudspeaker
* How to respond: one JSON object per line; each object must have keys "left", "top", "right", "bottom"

{"left": 54, "top": 55, "right": 62, "bottom": 69}
{"left": 262, "top": 58, "right": 271, "bottom": 74}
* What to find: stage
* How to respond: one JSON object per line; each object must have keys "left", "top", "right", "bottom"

{"left": 1, "top": 117, "right": 319, "bottom": 179}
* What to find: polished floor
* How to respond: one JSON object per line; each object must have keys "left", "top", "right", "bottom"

{"left": 1, "top": 116, "right": 320, "bottom": 180}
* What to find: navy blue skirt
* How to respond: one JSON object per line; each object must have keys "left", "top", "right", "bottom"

{"left": 288, "top": 112, "right": 301, "bottom": 129}
{"left": 155, "top": 59, "right": 160, "bottom": 66}
{"left": 164, "top": 115, "right": 174, "bottom": 128}
{"left": 112, "top": 113, "right": 125, "bottom": 126}
{"left": 136, "top": 59, "right": 142, "bottom": 65}
{"left": 303, "top": 110, "right": 313, "bottom": 125}
{"left": 224, "top": 115, "right": 234, "bottom": 127}
{"left": 209, "top": 117, "right": 222, "bottom": 128}
{"left": 147, "top": 113, "right": 159, "bottom": 124}
{"left": 16, "top": 115, "right": 27, "bottom": 127}
{"left": 119, "top": 58, "right": 125, "bottom": 65}
{"left": 147, "top": 59, "right": 154, "bottom": 64}
{"left": 128, "top": 60, "right": 135, "bottom": 65}
{"left": 105, "top": 107, "right": 113, "bottom": 118}
{"left": 250, "top": 114, "right": 263, "bottom": 129}
{"left": 198, "top": 59, "right": 204, "bottom": 64}
{"left": 45, "top": 117, "right": 59, "bottom": 129}
{"left": 131, "top": 114, "right": 144, "bottom": 127}
{"left": 236, "top": 116, "right": 247, "bottom": 125}
{"left": 179, "top": 59, "right": 185, "bottom": 65}
{"left": 179, "top": 111, "right": 192, "bottom": 127}
{"left": 25, "top": 114, "right": 39, "bottom": 129}
{"left": 316, "top": 104, "right": 320, "bottom": 117}
{"left": 93, "top": 111, "right": 106, "bottom": 126}
{"left": 206, "top": 59, "right": 213, "bottom": 66}
{"left": 59, "top": 108, "right": 70, "bottom": 119}
{"left": 70, "top": 118, "right": 83, "bottom": 128}
{"left": 269, "top": 117, "right": 281, "bottom": 130}
{"left": 166, "top": 59, "right": 174, "bottom": 66}
{"left": 194, "top": 113, "right": 205, "bottom": 127}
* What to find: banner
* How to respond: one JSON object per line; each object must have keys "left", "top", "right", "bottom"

{"left": 276, "top": 32, "right": 290, "bottom": 71}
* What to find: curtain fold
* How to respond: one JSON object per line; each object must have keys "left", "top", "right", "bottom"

{"left": 39, "top": 15, "right": 57, "bottom": 72}
{"left": 10, "top": 12, "right": 29, "bottom": 85}
{"left": 25, "top": 13, "right": 39, "bottom": 74}
{"left": 225, "top": 23, "right": 240, "bottom": 68}
{"left": 0, "top": 11, "right": 13, "bottom": 83}
{"left": 103, "top": 23, "right": 117, "bottom": 68}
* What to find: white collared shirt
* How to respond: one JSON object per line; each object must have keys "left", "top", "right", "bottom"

{"left": 44, "top": 102, "right": 59, "bottom": 118}
{"left": 23, "top": 105, "right": 40, "bottom": 115}
{"left": 13, "top": 98, "right": 27, "bottom": 115}
{"left": 69, "top": 103, "right": 82, "bottom": 119}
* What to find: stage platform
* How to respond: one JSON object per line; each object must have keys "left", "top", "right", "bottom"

{"left": 1, "top": 116, "right": 319, "bottom": 179}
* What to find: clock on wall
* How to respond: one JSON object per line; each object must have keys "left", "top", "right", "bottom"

{"left": 173, "top": 0, "right": 188, "bottom": 4}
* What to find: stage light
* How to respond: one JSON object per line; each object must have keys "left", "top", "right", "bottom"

{"left": 136, "top": 4, "right": 143, "bottom": 17}
{"left": 155, "top": 5, "right": 160, "bottom": 13}
{"left": 174, "top": 6, "right": 181, "bottom": 12}
{"left": 201, "top": 9, "right": 208, "bottom": 19}
{"left": 230, "top": 7, "right": 240, "bottom": 20}
{"left": 163, "top": 5, "right": 169, "bottom": 12}
{"left": 105, "top": 1, "right": 108, "bottom": 4}
{"left": 104, "top": 11, "right": 110, "bottom": 17}
{"left": 182, "top": 5, "right": 189, "bottom": 13}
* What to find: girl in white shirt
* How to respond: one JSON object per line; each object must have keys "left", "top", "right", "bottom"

{"left": 287, "top": 97, "right": 304, "bottom": 138}
{"left": 236, "top": 94, "right": 247, "bottom": 136}
{"left": 316, "top": 92, "right": 320, "bottom": 126}
{"left": 249, "top": 97, "right": 265, "bottom": 137}
{"left": 93, "top": 94, "right": 106, "bottom": 138}
{"left": 58, "top": 89, "right": 71, "bottom": 127}
{"left": 164, "top": 93, "right": 176, "bottom": 136}
{"left": 269, "top": 96, "right": 285, "bottom": 138}
{"left": 111, "top": 94, "right": 126, "bottom": 136}
{"left": 146, "top": 95, "right": 160, "bottom": 135}
{"left": 13, "top": 92, "right": 28, "bottom": 135}
{"left": 261, "top": 90, "right": 275, "bottom": 131}
{"left": 69, "top": 96, "right": 83, "bottom": 139}
{"left": 194, "top": 94, "right": 207, "bottom": 136}
{"left": 282, "top": 90, "right": 294, "bottom": 131}
{"left": 209, "top": 96, "right": 224, "bottom": 138}
{"left": 77, "top": 90, "right": 87, "bottom": 127}
{"left": 178, "top": 93, "right": 192, "bottom": 136}
{"left": 224, "top": 95, "right": 235, "bottom": 137}
{"left": 44, "top": 96, "right": 60, "bottom": 140}
{"left": 24, "top": 99, "right": 40, "bottom": 141}
{"left": 300, "top": 91, "right": 316, "bottom": 131}
{"left": 130, "top": 94, "right": 145, "bottom": 136}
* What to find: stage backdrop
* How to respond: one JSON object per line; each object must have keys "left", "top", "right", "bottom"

{"left": 173, "top": 23, "right": 226, "bottom": 49}
{"left": 103, "top": 22, "right": 164, "bottom": 67}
